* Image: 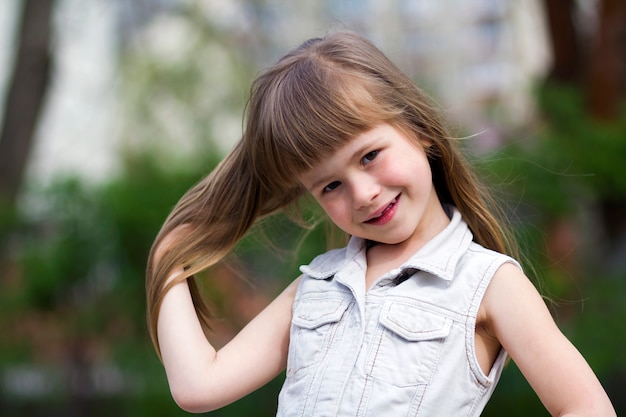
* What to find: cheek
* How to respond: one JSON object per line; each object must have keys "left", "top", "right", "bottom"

{"left": 320, "top": 200, "right": 350, "bottom": 224}
{"left": 392, "top": 157, "right": 432, "bottom": 188}
{"left": 377, "top": 165, "right": 405, "bottom": 186}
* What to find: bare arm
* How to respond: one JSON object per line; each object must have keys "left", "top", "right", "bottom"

{"left": 157, "top": 270, "right": 298, "bottom": 413}
{"left": 483, "top": 263, "right": 616, "bottom": 417}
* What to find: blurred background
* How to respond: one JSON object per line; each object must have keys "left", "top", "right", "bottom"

{"left": 0, "top": 0, "right": 624, "bottom": 415}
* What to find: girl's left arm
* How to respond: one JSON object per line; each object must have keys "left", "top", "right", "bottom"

{"left": 483, "top": 262, "right": 616, "bottom": 417}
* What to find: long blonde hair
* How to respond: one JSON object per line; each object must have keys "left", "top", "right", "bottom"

{"left": 146, "top": 31, "right": 519, "bottom": 358}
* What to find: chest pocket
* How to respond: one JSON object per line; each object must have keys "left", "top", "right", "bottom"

{"left": 287, "top": 293, "right": 351, "bottom": 377}
{"left": 366, "top": 302, "right": 452, "bottom": 387}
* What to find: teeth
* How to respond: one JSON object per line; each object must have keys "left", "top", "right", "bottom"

{"left": 370, "top": 199, "right": 396, "bottom": 220}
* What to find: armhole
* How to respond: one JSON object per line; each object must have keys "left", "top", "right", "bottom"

{"left": 466, "top": 257, "right": 518, "bottom": 385}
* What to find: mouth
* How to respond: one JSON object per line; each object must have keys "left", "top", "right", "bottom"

{"left": 364, "top": 194, "right": 401, "bottom": 225}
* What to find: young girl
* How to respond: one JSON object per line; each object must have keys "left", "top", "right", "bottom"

{"left": 146, "top": 31, "right": 615, "bottom": 416}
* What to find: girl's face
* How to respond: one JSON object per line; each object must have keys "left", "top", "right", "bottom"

{"left": 298, "top": 123, "right": 449, "bottom": 252}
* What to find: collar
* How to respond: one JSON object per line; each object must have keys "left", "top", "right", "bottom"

{"left": 299, "top": 206, "right": 473, "bottom": 282}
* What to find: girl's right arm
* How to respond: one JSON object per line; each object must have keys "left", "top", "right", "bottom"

{"left": 157, "top": 269, "right": 298, "bottom": 413}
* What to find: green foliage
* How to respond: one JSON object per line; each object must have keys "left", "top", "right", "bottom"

{"left": 484, "top": 84, "right": 626, "bottom": 218}
{"left": 538, "top": 85, "right": 626, "bottom": 196}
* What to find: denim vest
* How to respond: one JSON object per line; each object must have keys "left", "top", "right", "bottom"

{"left": 277, "top": 208, "right": 518, "bottom": 416}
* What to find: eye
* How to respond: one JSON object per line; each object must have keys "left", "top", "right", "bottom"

{"left": 362, "top": 150, "right": 379, "bottom": 164}
{"left": 323, "top": 181, "right": 341, "bottom": 193}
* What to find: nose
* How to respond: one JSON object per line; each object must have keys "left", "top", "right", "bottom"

{"left": 350, "top": 174, "right": 380, "bottom": 210}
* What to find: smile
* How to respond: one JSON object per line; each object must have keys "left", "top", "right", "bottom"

{"left": 364, "top": 194, "right": 401, "bottom": 225}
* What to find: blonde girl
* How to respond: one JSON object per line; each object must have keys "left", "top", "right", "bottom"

{"left": 146, "top": 31, "right": 615, "bottom": 416}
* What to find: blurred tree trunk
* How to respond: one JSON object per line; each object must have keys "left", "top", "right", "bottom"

{"left": 0, "top": 0, "right": 55, "bottom": 208}
{"left": 543, "top": 0, "right": 581, "bottom": 84}
{"left": 586, "top": 0, "right": 625, "bottom": 122}
{"left": 543, "top": 0, "right": 625, "bottom": 122}
{"left": 584, "top": 0, "right": 626, "bottom": 245}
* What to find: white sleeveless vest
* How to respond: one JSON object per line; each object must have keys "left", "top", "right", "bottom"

{"left": 277, "top": 207, "right": 519, "bottom": 416}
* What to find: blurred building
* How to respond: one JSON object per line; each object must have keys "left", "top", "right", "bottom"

{"left": 1, "top": 0, "right": 550, "bottom": 186}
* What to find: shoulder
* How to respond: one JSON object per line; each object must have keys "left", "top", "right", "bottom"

{"left": 466, "top": 241, "right": 519, "bottom": 268}
{"left": 478, "top": 261, "right": 552, "bottom": 350}
{"left": 299, "top": 246, "right": 349, "bottom": 279}
{"left": 483, "top": 261, "right": 536, "bottom": 307}
{"left": 456, "top": 242, "right": 521, "bottom": 292}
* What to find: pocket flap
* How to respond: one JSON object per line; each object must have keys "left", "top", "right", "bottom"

{"left": 292, "top": 295, "right": 350, "bottom": 330}
{"left": 380, "top": 303, "right": 451, "bottom": 341}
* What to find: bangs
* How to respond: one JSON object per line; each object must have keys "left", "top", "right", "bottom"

{"left": 245, "top": 54, "right": 402, "bottom": 193}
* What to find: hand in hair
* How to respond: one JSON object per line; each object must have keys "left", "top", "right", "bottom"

{"left": 157, "top": 265, "right": 299, "bottom": 412}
